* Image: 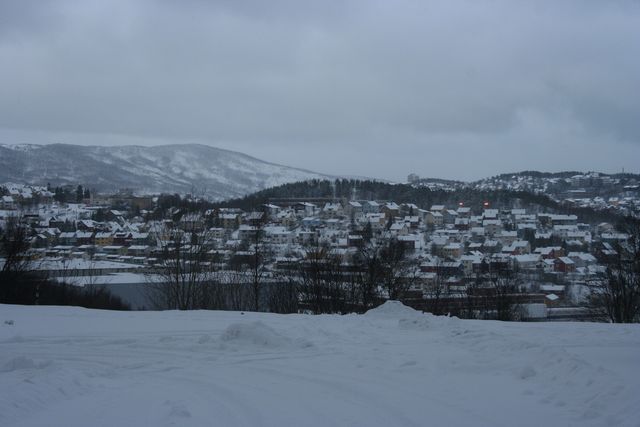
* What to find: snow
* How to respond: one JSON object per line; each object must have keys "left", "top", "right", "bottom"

{"left": 1, "top": 144, "right": 331, "bottom": 200}
{"left": 363, "top": 299, "right": 420, "bottom": 319}
{"left": 1, "top": 302, "right": 639, "bottom": 427}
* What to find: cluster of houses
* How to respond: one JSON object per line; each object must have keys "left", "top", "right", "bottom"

{"left": 471, "top": 172, "right": 640, "bottom": 218}
{"left": 0, "top": 183, "right": 54, "bottom": 210}
{"left": 2, "top": 183, "right": 631, "bottom": 314}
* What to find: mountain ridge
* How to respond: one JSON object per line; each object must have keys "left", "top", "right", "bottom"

{"left": 0, "top": 143, "right": 331, "bottom": 200}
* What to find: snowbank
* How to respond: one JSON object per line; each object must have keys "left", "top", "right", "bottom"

{"left": 365, "top": 300, "right": 459, "bottom": 331}
{"left": 1, "top": 304, "right": 639, "bottom": 427}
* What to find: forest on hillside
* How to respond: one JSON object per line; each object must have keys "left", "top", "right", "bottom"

{"left": 207, "top": 179, "right": 638, "bottom": 228}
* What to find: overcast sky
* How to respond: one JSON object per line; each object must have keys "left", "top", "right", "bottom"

{"left": 0, "top": 0, "right": 638, "bottom": 181}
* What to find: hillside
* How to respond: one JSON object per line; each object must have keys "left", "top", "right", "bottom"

{"left": 491, "top": 170, "right": 640, "bottom": 181}
{"left": 0, "top": 144, "right": 329, "bottom": 200}
{"left": 1, "top": 303, "right": 639, "bottom": 426}
{"left": 213, "top": 179, "right": 637, "bottom": 226}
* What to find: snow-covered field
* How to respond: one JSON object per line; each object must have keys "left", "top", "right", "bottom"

{"left": 1, "top": 302, "right": 639, "bottom": 427}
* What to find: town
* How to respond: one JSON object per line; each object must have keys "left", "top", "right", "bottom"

{"left": 2, "top": 179, "right": 635, "bottom": 321}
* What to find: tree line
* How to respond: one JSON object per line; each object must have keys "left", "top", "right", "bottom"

{"left": 144, "top": 220, "right": 535, "bottom": 321}
{"left": 0, "top": 216, "right": 129, "bottom": 310}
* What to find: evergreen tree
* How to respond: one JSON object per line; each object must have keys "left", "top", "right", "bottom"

{"left": 76, "top": 185, "right": 84, "bottom": 202}
{"left": 54, "top": 187, "right": 64, "bottom": 203}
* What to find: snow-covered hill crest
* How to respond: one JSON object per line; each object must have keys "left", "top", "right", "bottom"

{"left": 0, "top": 143, "right": 330, "bottom": 199}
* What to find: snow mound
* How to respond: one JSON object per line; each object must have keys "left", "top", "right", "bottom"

{"left": 364, "top": 300, "right": 419, "bottom": 319}
{"left": 220, "top": 321, "right": 312, "bottom": 350}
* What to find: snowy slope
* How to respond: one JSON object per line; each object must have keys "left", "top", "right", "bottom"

{"left": 0, "top": 144, "right": 330, "bottom": 199}
{"left": 1, "top": 302, "right": 639, "bottom": 427}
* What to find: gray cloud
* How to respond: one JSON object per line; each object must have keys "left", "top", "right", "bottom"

{"left": 0, "top": 0, "right": 638, "bottom": 181}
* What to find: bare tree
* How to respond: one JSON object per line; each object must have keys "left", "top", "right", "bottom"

{"left": 145, "top": 223, "right": 218, "bottom": 310}
{"left": 462, "top": 262, "right": 522, "bottom": 321}
{"left": 0, "top": 215, "right": 36, "bottom": 303}
{"left": 351, "top": 241, "right": 384, "bottom": 312}
{"left": 589, "top": 223, "right": 640, "bottom": 323}
{"left": 490, "top": 273, "right": 522, "bottom": 321}
{"left": 219, "top": 267, "right": 253, "bottom": 311}
{"left": 267, "top": 274, "right": 299, "bottom": 314}
{"left": 423, "top": 262, "right": 449, "bottom": 315}
{"left": 236, "top": 212, "right": 271, "bottom": 312}
{"left": 0, "top": 216, "right": 128, "bottom": 310}
{"left": 296, "top": 242, "right": 346, "bottom": 314}
{"left": 379, "top": 238, "right": 415, "bottom": 300}
{"left": 1, "top": 216, "right": 31, "bottom": 275}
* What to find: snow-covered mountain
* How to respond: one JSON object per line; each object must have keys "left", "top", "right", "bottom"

{"left": 0, "top": 143, "right": 331, "bottom": 199}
